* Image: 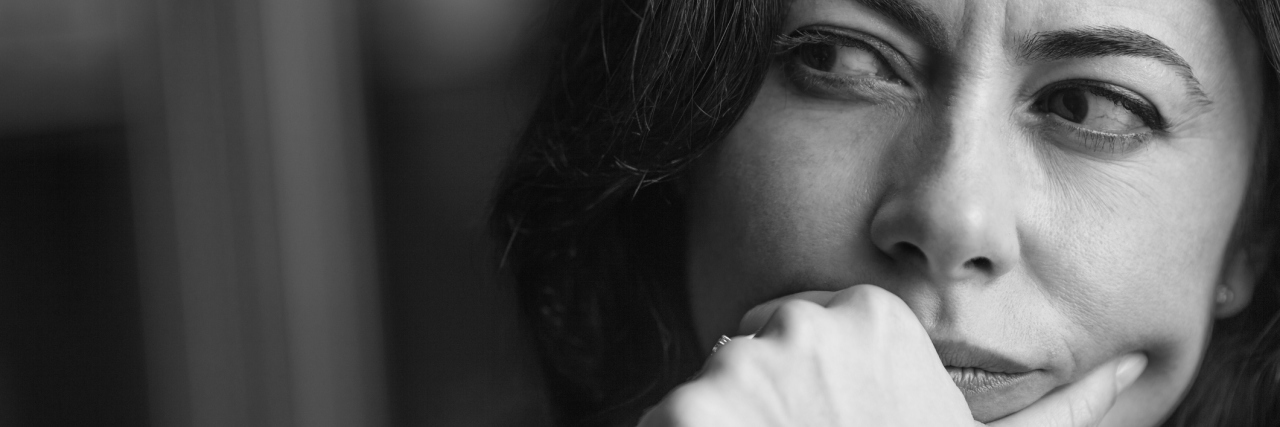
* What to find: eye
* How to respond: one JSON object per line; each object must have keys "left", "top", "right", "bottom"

{"left": 795, "top": 41, "right": 899, "bottom": 81}
{"left": 1039, "top": 87, "right": 1148, "bottom": 133}
{"left": 774, "top": 27, "right": 913, "bottom": 103}
{"left": 1032, "top": 81, "right": 1168, "bottom": 154}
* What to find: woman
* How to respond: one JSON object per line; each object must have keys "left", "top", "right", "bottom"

{"left": 492, "top": 0, "right": 1280, "bottom": 425}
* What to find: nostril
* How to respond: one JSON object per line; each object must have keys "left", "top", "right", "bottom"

{"left": 964, "top": 257, "right": 992, "bottom": 271}
{"left": 890, "top": 242, "right": 927, "bottom": 263}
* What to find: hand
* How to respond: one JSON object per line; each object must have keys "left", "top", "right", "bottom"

{"left": 984, "top": 352, "right": 1146, "bottom": 427}
{"left": 639, "top": 285, "right": 971, "bottom": 426}
{"left": 637, "top": 285, "right": 1147, "bottom": 427}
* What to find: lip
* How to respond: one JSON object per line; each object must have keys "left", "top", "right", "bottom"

{"left": 945, "top": 366, "right": 1032, "bottom": 394}
{"left": 934, "top": 339, "right": 1036, "bottom": 375}
{"left": 933, "top": 339, "right": 1052, "bottom": 421}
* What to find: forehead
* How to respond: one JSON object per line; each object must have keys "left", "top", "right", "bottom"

{"left": 1003, "top": 0, "right": 1243, "bottom": 61}
{"left": 785, "top": 0, "right": 1253, "bottom": 75}
{"left": 783, "top": 0, "right": 1267, "bottom": 132}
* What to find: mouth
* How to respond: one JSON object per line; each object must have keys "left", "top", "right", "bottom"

{"left": 934, "top": 339, "right": 1051, "bottom": 421}
{"left": 944, "top": 366, "right": 1033, "bottom": 394}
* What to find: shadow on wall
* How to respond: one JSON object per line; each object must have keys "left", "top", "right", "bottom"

{"left": 0, "top": 1, "right": 145, "bottom": 425}
{"left": 0, "top": 0, "right": 552, "bottom": 425}
{"left": 0, "top": 131, "right": 147, "bottom": 427}
{"left": 365, "top": 0, "right": 554, "bottom": 425}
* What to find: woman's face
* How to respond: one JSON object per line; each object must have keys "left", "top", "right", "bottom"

{"left": 685, "top": 0, "right": 1265, "bottom": 424}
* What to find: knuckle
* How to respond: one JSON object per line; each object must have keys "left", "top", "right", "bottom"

{"left": 839, "top": 285, "right": 894, "bottom": 309}
{"left": 845, "top": 283, "right": 884, "bottom": 299}
{"left": 770, "top": 299, "right": 825, "bottom": 340}
{"left": 828, "top": 285, "right": 929, "bottom": 345}
{"left": 835, "top": 285, "right": 913, "bottom": 320}
{"left": 860, "top": 285, "right": 907, "bottom": 310}
{"left": 709, "top": 341, "right": 749, "bottom": 367}
{"left": 704, "top": 338, "right": 763, "bottom": 377}
{"left": 774, "top": 299, "right": 823, "bottom": 323}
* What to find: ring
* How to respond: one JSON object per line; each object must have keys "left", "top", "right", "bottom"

{"left": 711, "top": 335, "right": 733, "bottom": 353}
{"left": 710, "top": 333, "right": 755, "bottom": 353}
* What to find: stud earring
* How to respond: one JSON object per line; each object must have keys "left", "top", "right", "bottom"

{"left": 1215, "top": 286, "right": 1235, "bottom": 305}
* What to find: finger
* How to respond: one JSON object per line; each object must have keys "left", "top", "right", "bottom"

{"left": 986, "top": 353, "right": 1147, "bottom": 427}
{"left": 737, "top": 290, "right": 836, "bottom": 335}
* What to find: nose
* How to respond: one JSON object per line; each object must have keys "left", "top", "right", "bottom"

{"left": 868, "top": 117, "right": 1020, "bottom": 284}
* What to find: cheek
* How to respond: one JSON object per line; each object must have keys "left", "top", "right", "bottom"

{"left": 1032, "top": 206, "right": 1217, "bottom": 362}
{"left": 1026, "top": 143, "right": 1247, "bottom": 417}
{"left": 685, "top": 75, "right": 905, "bottom": 343}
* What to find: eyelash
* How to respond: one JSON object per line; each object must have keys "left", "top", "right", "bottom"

{"left": 773, "top": 27, "right": 912, "bottom": 103}
{"left": 1033, "top": 81, "right": 1169, "bottom": 131}
{"left": 773, "top": 29, "right": 894, "bottom": 67}
{"left": 1032, "top": 81, "right": 1168, "bottom": 153}
{"left": 1050, "top": 124, "right": 1154, "bottom": 154}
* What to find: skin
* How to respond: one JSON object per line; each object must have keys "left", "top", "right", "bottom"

{"left": 640, "top": 285, "right": 1145, "bottom": 426}
{"left": 679, "top": 0, "right": 1265, "bottom": 424}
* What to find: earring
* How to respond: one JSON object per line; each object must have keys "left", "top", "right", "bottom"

{"left": 1215, "top": 286, "right": 1235, "bottom": 305}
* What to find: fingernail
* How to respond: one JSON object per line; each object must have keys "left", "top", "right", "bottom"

{"left": 1114, "top": 353, "right": 1148, "bottom": 393}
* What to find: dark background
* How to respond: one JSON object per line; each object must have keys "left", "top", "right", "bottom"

{"left": 0, "top": 0, "right": 549, "bottom": 425}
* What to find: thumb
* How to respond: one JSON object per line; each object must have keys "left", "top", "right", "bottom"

{"left": 986, "top": 353, "right": 1147, "bottom": 427}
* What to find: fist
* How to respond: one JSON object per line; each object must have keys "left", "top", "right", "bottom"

{"left": 640, "top": 285, "right": 974, "bottom": 426}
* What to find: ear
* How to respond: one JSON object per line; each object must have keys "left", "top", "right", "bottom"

{"left": 1215, "top": 232, "right": 1272, "bottom": 318}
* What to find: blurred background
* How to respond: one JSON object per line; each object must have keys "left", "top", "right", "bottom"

{"left": 0, "top": 0, "right": 548, "bottom": 425}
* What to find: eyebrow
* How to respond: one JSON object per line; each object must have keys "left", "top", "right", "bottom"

{"left": 849, "top": 1, "right": 1213, "bottom": 107}
{"left": 852, "top": 0, "right": 948, "bottom": 53}
{"left": 1017, "top": 26, "right": 1213, "bottom": 105}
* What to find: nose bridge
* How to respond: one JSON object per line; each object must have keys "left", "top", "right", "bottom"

{"left": 871, "top": 82, "right": 1019, "bottom": 284}
{"left": 934, "top": 85, "right": 1006, "bottom": 205}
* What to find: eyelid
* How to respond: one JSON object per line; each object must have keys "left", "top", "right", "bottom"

{"left": 1038, "top": 117, "right": 1154, "bottom": 157}
{"left": 775, "top": 25, "right": 918, "bottom": 86}
{"left": 1029, "top": 81, "right": 1166, "bottom": 158}
{"left": 1034, "top": 80, "right": 1168, "bottom": 131}
{"left": 783, "top": 62, "right": 916, "bottom": 108}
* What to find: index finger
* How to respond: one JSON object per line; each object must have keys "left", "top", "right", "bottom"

{"left": 736, "top": 290, "right": 837, "bottom": 335}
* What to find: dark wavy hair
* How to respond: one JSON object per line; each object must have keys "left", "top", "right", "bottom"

{"left": 490, "top": 0, "right": 1280, "bottom": 425}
